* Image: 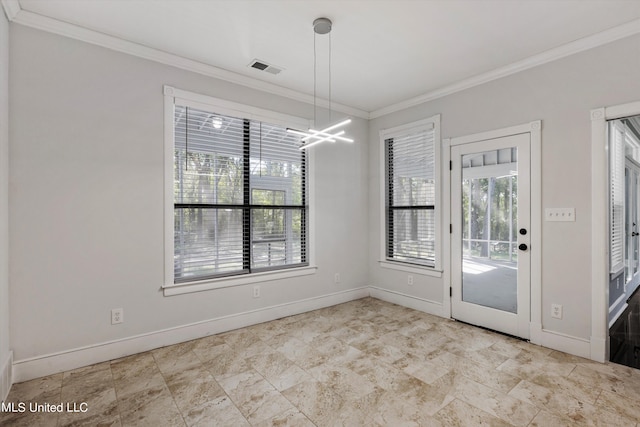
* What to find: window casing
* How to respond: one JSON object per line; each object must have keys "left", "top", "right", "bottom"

{"left": 165, "top": 87, "right": 310, "bottom": 289}
{"left": 381, "top": 116, "right": 441, "bottom": 270}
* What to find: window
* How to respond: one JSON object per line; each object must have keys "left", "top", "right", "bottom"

{"left": 165, "top": 88, "right": 309, "bottom": 287}
{"left": 382, "top": 116, "right": 440, "bottom": 269}
{"left": 610, "top": 120, "right": 626, "bottom": 275}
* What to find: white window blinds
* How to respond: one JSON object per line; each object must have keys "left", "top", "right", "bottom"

{"left": 173, "top": 105, "right": 307, "bottom": 283}
{"left": 386, "top": 124, "right": 436, "bottom": 266}
{"left": 610, "top": 121, "right": 625, "bottom": 275}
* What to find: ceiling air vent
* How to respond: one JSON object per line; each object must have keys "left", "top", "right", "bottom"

{"left": 248, "top": 59, "right": 283, "bottom": 75}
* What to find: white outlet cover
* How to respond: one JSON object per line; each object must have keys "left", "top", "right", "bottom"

{"left": 111, "top": 308, "right": 123, "bottom": 324}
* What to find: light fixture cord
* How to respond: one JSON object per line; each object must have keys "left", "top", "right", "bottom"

{"left": 329, "top": 31, "right": 332, "bottom": 124}
{"left": 185, "top": 107, "right": 189, "bottom": 171}
{"left": 313, "top": 30, "right": 317, "bottom": 128}
{"left": 259, "top": 121, "right": 263, "bottom": 177}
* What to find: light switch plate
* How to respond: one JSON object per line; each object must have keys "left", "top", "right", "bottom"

{"left": 545, "top": 208, "right": 575, "bottom": 222}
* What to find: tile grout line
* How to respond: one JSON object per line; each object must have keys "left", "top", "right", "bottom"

{"left": 54, "top": 373, "right": 63, "bottom": 427}
{"left": 151, "top": 351, "right": 188, "bottom": 427}
{"left": 107, "top": 361, "right": 122, "bottom": 427}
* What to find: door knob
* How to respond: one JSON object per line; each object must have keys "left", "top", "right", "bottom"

{"left": 519, "top": 228, "right": 527, "bottom": 235}
{"left": 518, "top": 243, "right": 528, "bottom": 251}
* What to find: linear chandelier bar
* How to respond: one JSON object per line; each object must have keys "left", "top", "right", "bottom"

{"left": 307, "top": 118, "right": 352, "bottom": 137}
{"left": 287, "top": 118, "right": 353, "bottom": 150}
{"left": 305, "top": 131, "right": 353, "bottom": 143}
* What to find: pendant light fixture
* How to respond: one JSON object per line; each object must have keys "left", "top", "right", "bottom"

{"left": 287, "top": 17, "right": 353, "bottom": 150}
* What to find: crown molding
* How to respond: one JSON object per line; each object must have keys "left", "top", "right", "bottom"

{"left": 5, "top": 6, "right": 370, "bottom": 120}
{"left": 370, "top": 17, "right": 640, "bottom": 119}
{"left": 1, "top": 0, "right": 20, "bottom": 21}
{"left": 5, "top": 1, "right": 640, "bottom": 121}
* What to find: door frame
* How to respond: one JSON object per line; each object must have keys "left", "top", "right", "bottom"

{"left": 591, "top": 101, "right": 640, "bottom": 363}
{"left": 442, "top": 121, "right": 542, "bottom": 343}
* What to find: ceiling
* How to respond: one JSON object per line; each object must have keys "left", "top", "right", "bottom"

{"left": 8, "top": 0, "right": 640, "bottom": 116}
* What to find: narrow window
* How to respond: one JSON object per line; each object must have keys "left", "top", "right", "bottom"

{"left": 384, "top": 117, "right": 439, "bottom": 267}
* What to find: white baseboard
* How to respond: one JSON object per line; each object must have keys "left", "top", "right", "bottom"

{"left": 529, "top": 324, "right": 591, "bottom": 359}
{"left": 1, "top": 351, "right": 12, "bottom": 401}
{"left": 369, "top": 286, "right": 444, "bottom": 318}
{"left": 590, "top": 336, "right": 607, "bottom": 363}
{"left": 13, "top": 287, "right": 369, "bottom": 383}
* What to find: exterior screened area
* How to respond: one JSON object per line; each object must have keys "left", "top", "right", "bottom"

{"left": 461, "top": 148, "right": 519, "bottom": 263}
{"left": 172, "top": 103, "right": 307, "bottom": 283}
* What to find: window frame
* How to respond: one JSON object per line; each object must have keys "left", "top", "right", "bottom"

{"left": 379, "top": 115, "right": 442, "bottom": 275}
{"left": 163, "top": 86, "right": 316, "bottom": 296}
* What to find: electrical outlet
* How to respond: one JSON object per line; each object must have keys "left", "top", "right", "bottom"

{"left": 253, "top": 285, "right": 260, "bottom": 298}
{"left": 407, "top": 275, "right": 414, "bottom": 286}
{"left": 551, "top": 304, "right": 562, "bottom": 319}
{"left": 111, "top": 308, "right": 123, "bottom": 325}
{"left": 334, "top": 273, "right": 341, "bottom": 284}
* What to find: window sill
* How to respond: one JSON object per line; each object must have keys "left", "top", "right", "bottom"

{"left": 379, "top": 261, "right": 443, "bottom": 278}
{"left": 163, "top": 266, "right": 318, "bottom": 296}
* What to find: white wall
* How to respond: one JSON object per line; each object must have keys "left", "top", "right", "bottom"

{"left": 9, "top": 25, "right": 369, "bottom": 372}
{"left": 1, "top": 8, "right": 12, "bottom": 398}
{"left": 369, "top": 33, "right": 640, "bottom": 344}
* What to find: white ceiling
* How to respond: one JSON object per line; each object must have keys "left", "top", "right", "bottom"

{"left": 10, "top": 0, "right": 640, "bottom": 115}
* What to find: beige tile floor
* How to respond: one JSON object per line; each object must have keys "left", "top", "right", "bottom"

{"left": 2, "top": 297, "right": 640, "bottom": 426}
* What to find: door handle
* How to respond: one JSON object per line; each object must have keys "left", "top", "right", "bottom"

{"left": 518, "top": 243, "right": 528, "bottom": 251}
{"left": 633, "top": 232, "right": 639, "bottom": 237}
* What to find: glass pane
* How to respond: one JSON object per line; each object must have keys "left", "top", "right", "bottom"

{"left": 174, "top": 152, "right": 244, "bottom": 205}
{"left": 390, "top": 209, "right": 435, "bottom": 265}
{"left": 174, "top": 208, "right": 245, "bottom": 281}
{"left": 392, "top": 177, "right": 436, "bottom": 206}
{"left": 249, "top": 121, "right": 305, "bottom": 206}
{"left": 251, "top": 208, "right": 304, "bottom": 269}
{"left": 461, "top": 148, "right": 518, "bottom": 313}
{"left": 252, "top": 189, "right": 285, "bottom": 205}
{"left": 389, "top": 129, "right": 436, "bottom": 207}
{"left": 174, "top": 107, "right": 245, "bottom": 205}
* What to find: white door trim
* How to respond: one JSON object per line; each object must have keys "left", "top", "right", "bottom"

{"left": 446, "top": 121, "right": 541, "bottom": 342}
{"left": 591, "top": 101, "right": 640, "bottom": 362}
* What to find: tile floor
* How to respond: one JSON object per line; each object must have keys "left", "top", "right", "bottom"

{"left": 2, "top": 297, "right": 640, "bottom": 426}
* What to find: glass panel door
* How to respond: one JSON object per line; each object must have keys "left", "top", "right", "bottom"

{"left": 451, "top": 132, "right": 530, "bottom": 339}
